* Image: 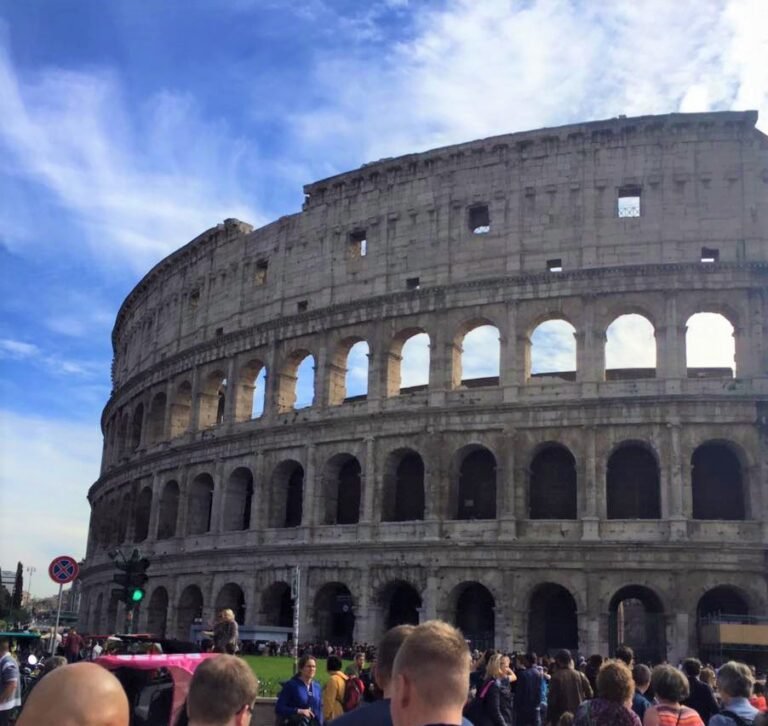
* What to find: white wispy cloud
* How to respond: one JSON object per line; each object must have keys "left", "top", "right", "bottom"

{"left": 0, "top": 338, "right": 40, "bottom": 359}
{"left": 0, "top": 40, "right": 263, "bottom": 273}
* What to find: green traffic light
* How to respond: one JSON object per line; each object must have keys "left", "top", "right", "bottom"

{"left": 130, "top": 588, "right": 145, "bottom": 603}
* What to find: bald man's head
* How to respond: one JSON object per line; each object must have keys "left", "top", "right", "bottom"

{"left": 18, "top": 662, "right": 129, "bottom": 726}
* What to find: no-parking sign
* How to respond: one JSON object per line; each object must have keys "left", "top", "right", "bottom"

{"left": 48, "top": 555, "right": 79, "bottom": 585}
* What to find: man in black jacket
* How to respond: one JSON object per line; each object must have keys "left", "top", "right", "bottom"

{"left": 682, "top": 658, "right": 720, "bottom": 724}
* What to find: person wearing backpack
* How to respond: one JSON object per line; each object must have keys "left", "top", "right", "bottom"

{"left": 464, "top": 654, "right": 511, "bottom": 726}
{"left": 708, "top": 662, "right": 760, "bottom": 726}
{"left": 323, "top": 656, "right": 349, "bottom": 722}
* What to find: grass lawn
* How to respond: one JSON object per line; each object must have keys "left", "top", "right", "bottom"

{"left": 242, "top": 655, "right": 354, "bottom": 697}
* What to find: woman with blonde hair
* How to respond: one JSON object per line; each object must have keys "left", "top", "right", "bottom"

{"left": 465, "top": 653, "right": 511, "bottom": 726}
{"left": 212, "top": 608, "right": 239, "bottom": 654}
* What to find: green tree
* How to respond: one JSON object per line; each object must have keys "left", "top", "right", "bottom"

{"left": 11, "top": 561, "right": 23, "bottom": 611}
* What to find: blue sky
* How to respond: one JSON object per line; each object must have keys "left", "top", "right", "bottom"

{"left": 0, "top": 0, "right": 765, "bottom": 596}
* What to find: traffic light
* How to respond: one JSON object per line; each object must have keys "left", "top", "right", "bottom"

{"left": 111, "top": 550, "right": 150, "bottom": 609}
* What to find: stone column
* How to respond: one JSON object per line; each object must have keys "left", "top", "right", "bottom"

{"left": 176, "top": 467, "right": 190, "bottom": 537}
{"left": 658, "top": 293, "right": 686, "bottom": 387}
{"left": 210, "top": 458, "right": 226, "bottom": 533}
{"left": 303, "top": 443, "right": 317, "bottom": 529}
{"left": 354, "top": 568, "right": 374, "bottom": 643}
{"left": 499, "top": 428, "right": 517, "bottom": 539}
{"left": 582, "top": 426, "right": 600, "bottom": 540}
{"left": 577, "top": 296, "right": 604, "bottom": 389}
{"left": 148, "top": 472, "right": 162, "bottom": 541}
{"left": 251, "top": 451, "right": 265, "bottom": 535}
{"left": 189, "top": 366, "right": 201, "bottom": 432}
{"left": 163, "top": 380, "right": 174, "bottom": 442}
{"left": 366, "top": 327, "right": 385, "bottom": 407}
{"left": 428, "top": 324, "right": 452, "bottom": 406}
{"left": 502, "top": 302, "right": 521, "bottom": 402}
{"left": 313, "top": 339, "right": 329, "bottom": 411}
{"left": 361, "top": 436, "right": 376, "bottom": 524}
{"left": 667, "top": 423, "right": 687, "bottom": 540}
{"left": 421, "top": 574, "right": 439, "bottom": 621}
{"left": 223, "top": 357, "right": 237, "bottom": 424}
{"left": 263, "top": 343, "right": 282, "bottom": 421}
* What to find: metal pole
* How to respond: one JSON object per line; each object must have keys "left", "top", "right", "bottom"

{"left": 292, "top": 566, "right": 300, "bottom": 673}
{"left": 51, "top": 583, "right": 64, "bottom": 656}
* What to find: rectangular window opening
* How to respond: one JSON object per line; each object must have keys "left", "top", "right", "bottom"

{"left": 468, "top": 205, "right": 491, "bottom": 234}
{"left": 349, "top": 230, "right": 368, "bottom": 258}
{"left": 297, "top": 300, "right": 308, "bottom": 312}
{"left": 406, "top": 277, "right": 420, "bottom": 290}
{"left": 189, "top": 289, "right": 200, "bottom": 310}
{"left": 255, "top": 260, "right": 268, "bottom": 285}
{"left": 617, "top": 186, "right": 641, "bottom": 217}
{"left": 547, "top": 258, "right": 563, "bottom": 272}
{"left": 215, "top": 327, "right": 224, "bottom": 337}
{"left": 701, "top": 247, "right": 719, "bottom": 263}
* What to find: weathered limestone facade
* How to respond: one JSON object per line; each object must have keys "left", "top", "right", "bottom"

{"left": 79, "top": 111, "right": 768, "bottom": 663}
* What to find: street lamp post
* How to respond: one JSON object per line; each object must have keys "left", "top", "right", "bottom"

{"left": 26, "top": 566, "right": 36, "bottom": 604}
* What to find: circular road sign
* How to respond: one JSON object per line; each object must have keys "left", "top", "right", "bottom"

{"left": 48, "top": 555, "right": 79, "bottom": 585}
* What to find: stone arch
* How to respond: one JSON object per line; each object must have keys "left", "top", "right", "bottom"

{"left": 198, "top": 369, "right": 227, "bottom": 428}
{"left": 381, "top": 448, "right": 425, "bottom": 522}
{"left": 262, "top": 582, "right": 294, "bottom": 627}
{"left": 387, "top": 328, "right": 430, "bottom": 396}
{"left": 117, "top": 412, "right": 129, "bottom": 457}
{"left": 529, "top": 443, "right": 577, "bottom": 519}
{"left": 452, "top": 445, "right": 497, "bottom": 520}
{"left": 269, "top": 460, "right": 304, "bottom": 528}
{"left": 223, "top": 467, "right": 254, "bottom": 531}
{"left": 322, "top": 453, "right": 362, "bottom": 525}
{"left": 116, "top": 493, "right": 131, "bottom": 544}
{"left": 608, "top": 585, "right": 666, "bottom": 664}
{"left": 329, "top": 336, "right": 370, "bottom": 405}
{"left": 130, "top": 403, "right": 144, "bottom": 451}
{"left": 605, "top": 313, "right": 657, "bottom": 379}
{"left": 177, "top": 584, "right": 204, "bottom": 640}
{"left": 691, "top": 441, "right": 746, "bottom": 520}
{"left": 215, "top": 582, "right": 246, "bottom": 625}
{"left": 527, "top": 315, "right": 577, "bottom": 382}
{"left": 278, "top": 349, "right": 315, "bottom": 412}
{"left": 451, "top": 582, "right": 495, "bottom": 650}
{"left": 170, "top": 381, "right": 192, "bottom": 438}
{"left": 685, "top": 311, "right": 736, "bottom": 378}
{"left": 133, "top": 486, "right": 153, "bottom": 542}
{"left": 157, "top": 480, "right": 180, "bottom": 540}
{"left": 235, "top": 358, "right": 267, "bottom": 421}
{"left": 527, "top": 583, "right": 579, "bottom": 655}
{"left": 314, "top": 582, "right": 355, "bottom": 644}
{"left": 377, "top": 580, "right": 422, "bottom": 630}
{"left": 146, "top": 586, "right": 169, "bottom": 637}
{"left": 606, "top": 441, "right": 661, "bottom": 519}
{"left": 697, "top": 585, "right": 750, "bottom": 620}
{"left": 187, "top": 473, "right": 215, "bottom": 535}
{"left": 146, "top": 392, "right": 167, "bottom": 445}
{"left": 453, "top": 318, "right": 501, "bottom": 389}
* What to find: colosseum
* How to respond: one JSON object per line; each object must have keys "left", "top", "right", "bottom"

{"left": 79, "top": 110, "right": 768, "bottom": 666}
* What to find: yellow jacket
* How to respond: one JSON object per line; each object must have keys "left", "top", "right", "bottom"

{"left": 323, "top": 671, "right": 348, "bottom": 721}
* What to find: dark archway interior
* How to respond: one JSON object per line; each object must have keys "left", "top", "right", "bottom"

{"left": 609, "top": 585, "right": 665, "bottom": 664}
{"left": 130, "top": 404, "right": 144, "bottom": 450}
{"left": 393, "top": 453, "right": 425, "bottom": 521}
{"left": 285, "top": 467, "right": 304, "bottom": 527}
{"left": 337, "top": 458, "right": 361, "bottom": 524}
{"left": 188, "top": 475, "right": 214, "bottom": 534}
{"left": 528, "top": 584, "right": 578, "bottom": 655}
{"left": 157, "top": 481, "right": 179, "bottom": 539}
{"left": 692, "top": 444, "right": 745, "bottom": 520}
{"left": 315, "top": 584, "right": 355, "bottom": 644}
{"left": 530, "top": 446, "right": 577, "bottom": 519}
{"left": 455, "top": 584, "right": 495, "bottom": 650}
{"left": 216, "top": 584, "right": 246, "bottom": 625}
{"left": 263, "top": 583, "right": 294, "bottom": 628}
{"left": 133, "top": 488, "right": 152, "bottom": 542}
{"left": 697, "top": 586, "right": 749, "bottom": 620}
{"left": 607, "top": 445, "right": 660, "bottom": 519}
{"left": 224, "top": 468, "right": 254, "bottom": 531}
{"left": 384, "top": 582, "right": 422, "bottom": 630}
{"left": 147, "top": 587, "right": 169, "bottom": 638}
{"left": 457, "top": 449, "right": 496, "bottom": 519}
{"left": 177, "top": 586, "right": 203, "bottom": 640}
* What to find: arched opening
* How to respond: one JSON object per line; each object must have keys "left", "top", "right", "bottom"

{"left": 169, "top": 381, "right": 192, "bottom": 438}
{"left": 198, "top": 370, "right": 227, "bottom": 428}
{"left": 116, "top": 494, "right": 130, "bottom": 544}
{"left": 187, "top": 473, "right": 214, "bottom": 535}
{"left": 456, "top": 323, "right": 501, "bottom": 388}
{"left": 528, "top": 583, "right": 579, "bottom": 655}
{"left": 529, "top": 319, "right": 577, "bottom": 382}
{"left": 609, "top": 586, "right": 666, "bottom": 664}
{"left": 278, "top": 350, "right": 315, "bottom": 412}
{"left": 686, "top": 312, "right": 735, "bottom": 378}
{"left": 93, "top": 593, "right": 103, "bottom": 634}
{"left": 454, "top": 583, "right": 495, "bottom": 650}
{"left": 130, "top": 404, "right": 144, "bottom": 450}
{"left": 235, "top": 359, "right": 267, "bottom": 421}
{"left": 455, "top": 447, "right": 497, "bottom": 520}
{"left": 387, "top": 329, "right": 430, "bottom": 396}
{"left": 692, "top": 442, "right": 745, "bottom": 520}
{"left": 262, "top": 582, "right": 294, "bottom": 628}
{"left": 322, "top": 454, "right": 362, "bottom": 525}
{"left": 329, "top": 338, "right": 370, "bottom": 405}
{"left": 146, "top": 393, "right": 167, "bottom": 444}
{"left": 696, "top": 586, "right": 752, "bottom": 662}
{"left": 382, "top": 449, "right": 425, "bottom": 522}
{"left": 314, "top": 583, "right": 355, "bottom": 644}
{"left": 177, "top": 585, "right": 204, "bottom": 640}
{"left": 133, "top": 486, "right": 152, "bottom": 542}
{"left": 529, "top": 444, "right": 577, "bottom": 519}
{"left": 605, "top": 314, "right": 656, "bottom": 380}
{"left": 606, "top": 444, "right": 660, "bottom": 519}
{"left": 269, "top": 461, "right": 304, "bottom": 528}
{"left": 380, "top": 581, "right": 422, "bottom": 630}
{"left": 147, "top": 587, "right": 168, "bottom": 638}
{"left": 117, "top": 413, "right": 129, "bottom": 457}
{"left": 157, "top": 480, "right": 179, "bottom": 540}
{"left": 216, "top": 583, "right": 246, "bottom": 625}
{"left": 223, "top": 467, "right": 254, "bottom": 531}
{"left": 697, "top": 586, "right": 749, "bottom": 620}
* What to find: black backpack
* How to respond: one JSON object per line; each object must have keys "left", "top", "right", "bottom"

{"left": 463, "top": 679, "right": 494, "bottom": 725}
{"left": 719, "top": 710, "right": 753, "bottom": 726}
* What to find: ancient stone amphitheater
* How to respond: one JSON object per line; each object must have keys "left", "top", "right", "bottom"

{"left": 80, "top": 110, "right": 768, "bottom": 665}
